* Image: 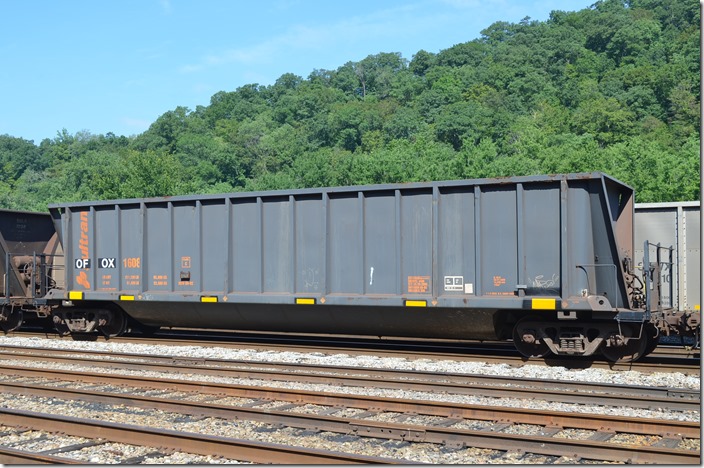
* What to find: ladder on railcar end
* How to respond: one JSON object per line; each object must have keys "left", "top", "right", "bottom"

{"left": 642, "top": 241, "right": 674, "bottom": 315}
{"left": 640, "top": 241, "right": 701, "bottom": 342}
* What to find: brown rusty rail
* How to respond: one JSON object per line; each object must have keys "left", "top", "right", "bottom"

{"left": 0, "top": 407, "right": 402, "bottom": 464}
{"left": 0, "top": 446, "right": 90, "bottom": 464}
{"left": 0, "top": 347, "right": 698, "bottom": 411}
{"left": 1, "top": 366, "right": 699, "bottom": 439}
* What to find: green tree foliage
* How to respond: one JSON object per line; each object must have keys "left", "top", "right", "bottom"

{"left": 1, "top": 0, "right": 699, "bottom": 210}
{"left": 0, "top": 135, "right": 44, "bottom": 181}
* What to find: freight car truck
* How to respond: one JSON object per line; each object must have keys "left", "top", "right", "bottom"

{"left": 32, "top": 172, "right": 695, "bottom": 362}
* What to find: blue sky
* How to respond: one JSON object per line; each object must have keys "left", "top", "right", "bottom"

{"left": 1, "top": 0, "right": 595, "bottom": 144}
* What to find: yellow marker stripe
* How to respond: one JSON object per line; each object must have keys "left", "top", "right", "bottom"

{"left": 405, "top": 300, "right": 427, "bottom": 307}
{"left": 296, "top": 298, "right": 316, "bottom": 305}
{"left": 200, "top": 296, "right": 218, "bottom": 303}
{"left": 119, "top": 295, "right": 135, "bottom": 301}
{"left": 68, "top": 291, "right": 84, "bottom": 300}
{"left": 532, "top": 298, "right": 556, "bottom": 310}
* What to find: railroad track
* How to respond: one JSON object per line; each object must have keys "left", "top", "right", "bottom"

{"left": 0, "top": 342, "right": 699, "bottom": 464}
{"left": 0, "top": 408, "right": 393, "bottom": 464}
{"left": 9, "top": 329, "right": 701, "bottom": 375}
{"left": 0, "top": 366, "right": 699, "bottom": 464}
{"left": 0, "top": 346, "right": 699, "bottom": 411}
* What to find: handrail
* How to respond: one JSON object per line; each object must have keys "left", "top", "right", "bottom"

{"left": 643, "top": 241, "right": 675, "bottom": 313}
{"left": 3, "top": 252, "right": 65, "bottom": 301}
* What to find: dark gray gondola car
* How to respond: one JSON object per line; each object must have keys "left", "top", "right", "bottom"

{"left": 43, "top": 172, "right": 683, "bottom": 361}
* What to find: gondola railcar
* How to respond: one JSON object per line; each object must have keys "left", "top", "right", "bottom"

{"left": 1, "top": 173, "right": 699, "bottom": 362}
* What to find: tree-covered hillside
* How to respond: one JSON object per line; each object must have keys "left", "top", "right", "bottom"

{"left": 0, "top": 0, "right": 699, "bottom": 211}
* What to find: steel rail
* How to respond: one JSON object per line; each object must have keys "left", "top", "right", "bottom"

{"left": 0, "top": 446, "right": 90, "bottom": 464}
{"left": 0, "top": 365, "right": 698, "bottom": 439}
{"left": 1, "top": 380, "right": 698, "bottom": 464}
{"left": 0, "top": 348, "right": 698, "bottom": 411}
{"left": 6, "top": 331, "right": 699, "bottom": 373}
{"left": 0, "top": 407, "right": 403, "bottom": 464}
{"left": 652, "top": 346, "right": 701, "bottom": 358}
{"left": 120, "top": 335, "right": 692, "bottom": 373}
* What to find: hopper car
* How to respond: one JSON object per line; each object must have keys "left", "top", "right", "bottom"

{"left": 0, "top": 172, "right": 699, "bottom": 362}
{"left": 0, "top": 209, "right": 61, "bottom": 331}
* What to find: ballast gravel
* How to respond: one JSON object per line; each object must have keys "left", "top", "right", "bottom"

{"left": 0, "top": 336, "right": 699, "bottom": 423}
{"left": 0, "top": 335, "right": 699, "bottom": 464}
{"left": 0, "top": 358, "right": 698, "bottom": 422}
{"left": 0, "top": 426, "right": 246, "bottom": 464}
{"left": 0, "top": 335, "right": 698, "bottom": 390}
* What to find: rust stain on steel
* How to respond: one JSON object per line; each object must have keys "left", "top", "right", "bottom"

{"left": 0, "top": 407, "right": 397, "bottom": 464}
{"left": 0, "top": 368, "right": 698, "bottom": 440}
{"left": 0, "top": 447, "right": 88, "bottom": 465}
{"left": 2, "top": 381, "right": 699, "bottom": 464}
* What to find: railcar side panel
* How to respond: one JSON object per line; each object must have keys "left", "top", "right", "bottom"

{"left": 47, "top": 173, "right": 636, "bottom": 341}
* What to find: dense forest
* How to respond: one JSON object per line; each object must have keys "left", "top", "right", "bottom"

{"left": 0, "top": 0, "right": 699, "bottom": 211}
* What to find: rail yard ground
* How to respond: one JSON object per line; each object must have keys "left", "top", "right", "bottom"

{"left": 0, "top": 334, "right": 699, "bottom": 464}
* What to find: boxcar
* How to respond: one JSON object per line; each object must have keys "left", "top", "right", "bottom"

{"left": 635, "top": 201, "right": 700, "bottom": 313}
